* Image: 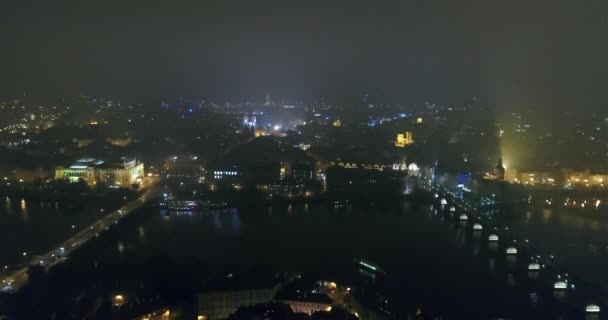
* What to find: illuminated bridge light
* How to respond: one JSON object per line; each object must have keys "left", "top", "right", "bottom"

{"left": 473, "top": 223, "right": 482, "bottom": 230}
{"left": 506, "top": 247, "right": 518, "bottom": 255}
{"left": 528, "top": 263, "right": 541, "bottom": 271}
{"left": 586, "top": 304, "right": 600, "bottom": 313}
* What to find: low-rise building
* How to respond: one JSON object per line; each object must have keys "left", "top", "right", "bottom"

{"left": 198, "top": 276, "right": 282, "bottom": 320}
{"left": 276, "top": 293, "right": 333, "bottom": 315}
{"left": 55, "top": 156, "right": 144, "bottom": 187}
{"left": 563, "top": 169, "right": 608, "bottom": 187}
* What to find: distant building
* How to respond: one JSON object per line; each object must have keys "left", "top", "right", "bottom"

{"left": 509, "top": 170, "right": 558, "bottom": 186}
{"left": 326, "top": 166, "right": 404, "bottom": 194}
{"left": 15, "top": 167, "right": 53, "bottom": 182}
{"left": 563, "top": 169, "right": 608, "bottom": 187}
{"left": 243, "top": 114, "right": 257, "bottom": 128}
{"left": 291, "top": 161, "right": 314, "bottom": 184}
{"left": 55, "top": 156, "right": 144, "bottom": 187}
{"left": 485, "top": 158, "right": 505, "bottom": 181}
{"left": 198, "top": 278, "right": 281, "bottom": 320}
{"left": 394, "top": 132, "right": 413, "bottom": 147}
{"left": 207, "top": 137, "right": 315, "bottom": 196}
{"left": 166, "top": 155, "right": 203, "bottom": 179}
{"left": 106, "top": 135, "right": 132, "bottom": 147}
{"left": 276, "top": 293, "right": 333, "bottom": 315}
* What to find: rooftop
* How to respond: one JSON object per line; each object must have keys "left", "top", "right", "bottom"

{"left": 66, "top": 156, "right": 137, "bottom": 170}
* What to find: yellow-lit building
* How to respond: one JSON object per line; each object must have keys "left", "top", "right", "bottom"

{"left": 564, "top": 169, "right": 608, "bottom": 187}
{"left": 394, "top": 132, "right": 414, "bottom": 147}
{"left": 106, "top": 135, "right": 132, "bottom": 147}
{"left": 510, "top": 170, "right": 557, "bottom": 186}
{"left": 416, "top": 117, "right": 423, "bottom": 124}
{"left": 55, "top": 157, "right": 144, "bottom": 187}
{"left": 332, "top": 119, "right": 341, "bottom": 127}
{"left": 254, "top": 129, "right": 268, "bottom": 137}
{"left": 277, "top": 296, "right": 333, "bottom": 315}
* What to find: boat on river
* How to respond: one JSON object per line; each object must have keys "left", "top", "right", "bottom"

{"left": 354, "top": 259, "right": 386, "bottom": 274}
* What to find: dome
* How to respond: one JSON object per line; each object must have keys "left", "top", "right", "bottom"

{"left": 488, "top": 234, "right": 499, "bottom": 241}
{"left": 408, "top": 163, "right": 419, "bottom": 172}
{"left": 473, "top": 223, "right": 483, "bottom": 230}
{"left": 506, "top": 247, "right": 518, "bottom": 255}
{"left": 459, "top": 214, "right": 468, "bottom": 221}
{"left": 440, "top": 198, "right": 447, "bottom": 205}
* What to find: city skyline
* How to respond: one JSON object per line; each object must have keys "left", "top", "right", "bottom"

{"left": 1, "top": 1, "right": 607, "bottom": 111}
{"left": 2, "top": 1, "right": 608, "bottom": 319}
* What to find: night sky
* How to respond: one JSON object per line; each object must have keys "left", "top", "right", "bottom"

{"left": 1, "top": 0, "right": 607, "bottom": 109}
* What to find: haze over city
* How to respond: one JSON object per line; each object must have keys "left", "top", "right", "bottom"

{"left": 1, "top": 1, "right": 608, "bottom": 319}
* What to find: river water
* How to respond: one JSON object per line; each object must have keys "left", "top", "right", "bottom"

{"left": 3, "top": 192, "right": 608, "bottom": 318}
{"left": 66, "top": 197, "right": 607, "bottom": 319}
{"left": 0, "top": 197, "right": 107, "bottom": 268}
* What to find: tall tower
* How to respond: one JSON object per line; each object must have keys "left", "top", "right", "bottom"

{"left": 493, "top": 158, "right": 505, "bottom": 181}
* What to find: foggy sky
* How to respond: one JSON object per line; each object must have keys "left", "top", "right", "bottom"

{"left": 1, "top": 0, "right": 607, "bottom": 109}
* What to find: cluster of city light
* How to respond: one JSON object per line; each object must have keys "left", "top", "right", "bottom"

{"left": 213, "top": 171, "right": 238, "bottom": 179}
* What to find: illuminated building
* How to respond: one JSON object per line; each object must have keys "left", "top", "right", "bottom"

{"left": 198, "top": 281, "right": 281, "bottom": 320}
{"left": 564, "top": 169, "right": 608, "bottom": 187}
{"left": 254, "top": 129, "right": 267, "bottom": 137}
{"left": 257, "top": 183, "right": 305, "bottom": 197}
{"left": 212, "top": 169, "right": 239, "bottom": 180}
{"left": 485, "top": 158, "right": 505, "bottom": 181}
{"left": 332, "top": 119, "right": 341, "bottom": 127}
{"left": 394, "top": 132, "right": 413, "bottom": 147}
{"left": 293, "top": 143, "right": 311, "bottom": 151}
{"left": 510, "top": 170, "right": 557, "bottom": 186}
{"left": 291, "top": 161, "right": 314, "bottom": 184}
{"left": 243, "top": 115, "right": 256, "bottom": 128}
{"left": 55, "top": 157, "right": 144, "bottom": 187}
{"left": 106, "top": 135, "right": 132, "bottom": 147}
{"left": 165, "top": 155, "right": 203, "bottom": 179}
{"left": 408, "top": 162, "right": 420, "bottom": 176}
{"left": 276, "top": 293, "right": 333, "bottom": 315}
{"left": 416, "top": 117, "right": 423, "bottom": 124}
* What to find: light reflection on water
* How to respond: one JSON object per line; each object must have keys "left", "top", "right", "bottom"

{"left": 20, "top": 199, "right": 29, "bottom": 222}
{"left": 137, "top": 226, "right": 145, "bottom": 240}
{"left": 0, "top": 197, "right": 104, "bottom": 266}
{"left": 5, "top": 190, "right": 608, "bottom": 317}
{"left": 38, "top": 198, "right": 608, "bottom": 319}
{"left": 542, "top": 208, "right": 552, "bottom": 224}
